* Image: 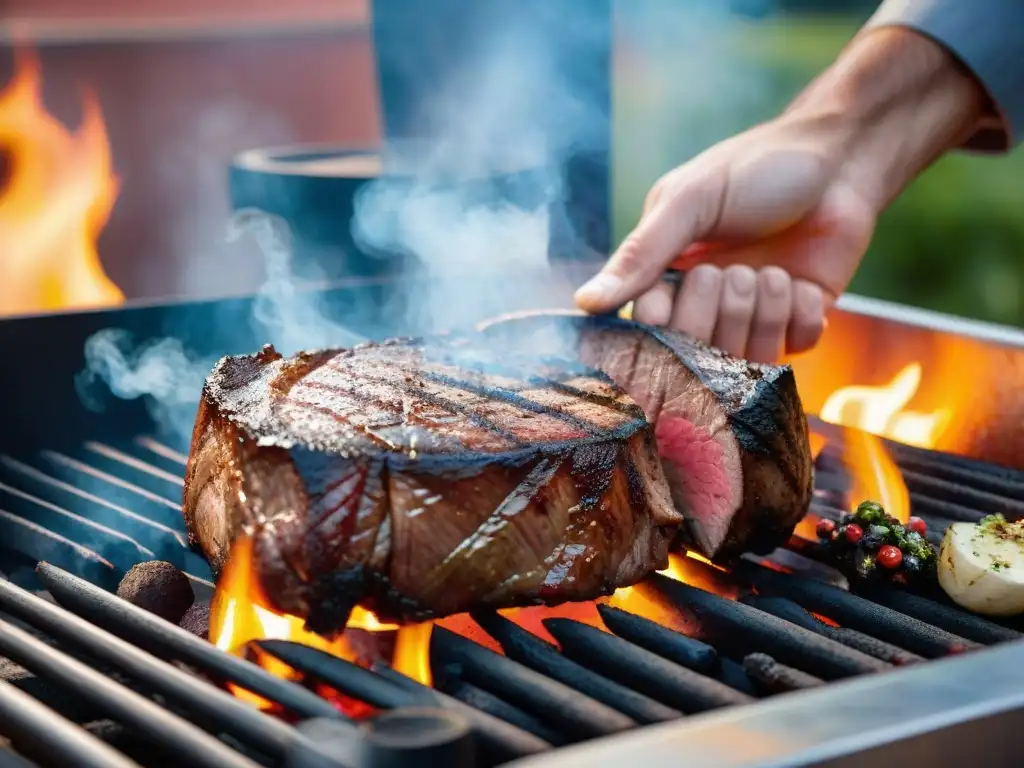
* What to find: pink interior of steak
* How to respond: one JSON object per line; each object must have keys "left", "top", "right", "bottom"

{"left": 579, "top": 328, "right": 745, "bottom": 556}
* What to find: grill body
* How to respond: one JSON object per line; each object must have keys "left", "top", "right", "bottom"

{"left": 1, "top": 283, "right": 1024, "bottom": 767}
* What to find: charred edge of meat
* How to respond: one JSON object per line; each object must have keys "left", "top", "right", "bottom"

{"left": 185, "top": 338, "right": 681, "bottom": 627}
{"left": 302, "top": 565, "right": 369, "bottom": 635}
{"left": 199, "top": 342, "right": 654, "bottom": 474}
{"left": 628, "top": 319, "right": 812, "bottom": 557}
{"left": 479, "top": 312, "right": 814, "bottom": 559}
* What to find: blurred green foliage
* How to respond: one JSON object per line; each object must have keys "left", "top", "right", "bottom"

{"left": 613, "top": 15, "right": 1024, "bottom": 327}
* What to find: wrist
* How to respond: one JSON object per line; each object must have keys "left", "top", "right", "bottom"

{"left": 784, "top": 27, "right": 987, "bottom": 211}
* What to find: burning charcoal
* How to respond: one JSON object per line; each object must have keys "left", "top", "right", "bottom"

{"left": 742, "top": 654, "right": 823, "bottom": 694}
{"left": 257, "top": 640, "right": 552, "bottom": 762}
{"left": 541, "top": 618, "right": 753, "bottom": 713}
{"left": 743, "top": 596, "right": 923, "bottom": 666}
{"left": 595, "top": 604, "right": 718, "bottom": 674}
{"left": 649, "top": 573, "right": 890, "bottom": 680}
{"left": 116, "top": 561, "right": 193, "bottom": 624}
{"left": 471, "top": 610, "right": 680, "bottom": 725}
{"left": 179, "top": 601, "right": 211, "bottom": 640}
{"left": 743, "top": 565, "right": 979, "bottom": 658}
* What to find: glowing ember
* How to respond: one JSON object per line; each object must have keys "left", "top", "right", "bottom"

{"left": 820, "top": 363, "right": 951, "bottom": 449}
{"left": 209, "top": 530, "right": 743, "bottom": 708}
{"left": 0, "top": 49, "right": 123, "bottom": 317}
{"left": 209, "top": 535, "right": 406, "bottom": 708}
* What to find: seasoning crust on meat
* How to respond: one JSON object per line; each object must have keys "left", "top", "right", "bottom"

{"left": 183, "top": 338, "right": 680, "bottom": 630}
{"left": 479, "top": 312, "right": 814, "bottom": 559}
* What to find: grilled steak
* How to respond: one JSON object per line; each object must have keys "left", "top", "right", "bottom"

{"left": 478, "top": 311, "right": 813, "bottom": 559}
{"left": 183, "top": 339, "right": 680, "bottom": 629}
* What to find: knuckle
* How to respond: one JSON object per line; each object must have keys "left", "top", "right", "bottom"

{"left": 609, "top": 236, "right": 648, "bottom": 276}
{"left": 758, "top": 266, "right": 791, "bottom": 295}
{"left": 725, "top": 264, "right": 758, "bottom": 291}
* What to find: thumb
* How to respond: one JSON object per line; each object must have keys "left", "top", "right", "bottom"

{"left": 575, "top": 177, "right": 720, "bottom": 314}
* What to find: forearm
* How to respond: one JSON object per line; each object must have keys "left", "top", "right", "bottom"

{"left": 784, "top": 27, "right": 987, "bottom": 211}
{"left": 866, "top": 0, "right": 1024, "bottom": 152}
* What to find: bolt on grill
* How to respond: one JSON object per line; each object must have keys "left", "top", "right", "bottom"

{"left": 0, "top": 426, "right": 1021, "bottom": 767}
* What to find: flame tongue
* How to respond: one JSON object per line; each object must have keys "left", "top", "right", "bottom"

{"left": 820, "top": 363, "right": 951, "bottom": 449}
{"left": 209, "top": 535, "right": 741, "bottom": 710}
{"left": 810, "top": 361, "right": 950, "bottom": 526}
{"left": 0, "top": 50, "right": 123, "bottom": 317}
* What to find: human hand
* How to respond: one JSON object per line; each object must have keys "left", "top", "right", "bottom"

{"left": 575, "top": 28, "right": 986, "bottom": 363}
{"left": 578, "top": 115, "right": 876, "bottom": 362}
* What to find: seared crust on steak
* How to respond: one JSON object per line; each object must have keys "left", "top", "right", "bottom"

{"left": 183, "top": 339, "right": 680, "bottom": 629}
{"left": 478, "top": 311, "right": 813, "bottom": 560}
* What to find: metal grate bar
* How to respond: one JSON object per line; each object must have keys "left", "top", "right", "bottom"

{"left": 0, "top": 677, "right": 139, "bottom": 768}
{"left": 34, "top": 563, "right": 343, "bottom": 722}
{"left": 0, "top": 617, "right": 262, "bottom": 768}
{"left": 0, "top": 576, "right": 308, "bottom": 762}
{"left": 256, "top": 640, "right": 551, "bottom": 762}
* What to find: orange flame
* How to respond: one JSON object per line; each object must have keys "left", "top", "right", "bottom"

{"left": 209, "top": 535, "right": 434, "bottom": 707}
{"left": 807, "top": 362, "right": 948, "bottom": 525}
{"left": 819, "top": 363, "right": 951, "bottom": 449}
{"left": 209, "top": 535, "right": 739, "bottom": 706}
{"left": 0, "top": 50, "right": 123, "bottom": 317}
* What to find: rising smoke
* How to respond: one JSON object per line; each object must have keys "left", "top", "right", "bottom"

{"left": 78, "top": 0, "right": 766, "bottom": 444}
{"left": 78, "top": 208, "right": 366, "bottom": 444}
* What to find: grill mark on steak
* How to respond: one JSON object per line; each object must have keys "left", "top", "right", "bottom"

{"left": 183, "top": 338, "right": 681, "bottom": 628}
{"left": 300, "top": 377, "right": 526, "bottom": 447}
{"left": 287, "top": 394, "right": 403, "bottom": 450}
{"left": 542, "top": 379, "right": 639, "bottom": 414}
{"left": 418, "top": 369, "right": 634, "bottom": 439}
{"left": 477, "top": 311, "right": 813, "bottom": 561}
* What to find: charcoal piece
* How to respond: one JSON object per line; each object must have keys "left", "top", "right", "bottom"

{"left": 903, "top": 469, "right": 1024, "bottom": 519}
{"left": 712, "top": 658, "right": 759, "bottom": 697}
{"left": 650, "top": 574, "right": 890, "bottom": 680}
{"left": 117, "top": 561, "right": 194, "bottom": 624}
{"left": 256, "top": 640, "right": 552, "bottom": 763}
{"left": 179, "top": 601, "right": 211, "bottom": 640}
{"left": 742, "top": 565, "right": 980, "bottom": 658}
{"left": 430, "top": 625, "right": 636, "bottom": 739}
{"left": 595, "top": 604, "right": 718, "bottom": 674}
{"left": 542, "top": 618, "right": 752, "bottom": 713}
{"left": 742, "top": 596, "right": 924, "bottom": 666}
{"left": 742, "top": 654, "right": 823, "bottom": 694}
{"left": 857, "top": 586, "right": 1022, "bottom": 646}
{"left": 440, "top": 679, "right": 568, "bottom": 746}
{"left": 471, "top": 610, "right": 680, "bottom": 725}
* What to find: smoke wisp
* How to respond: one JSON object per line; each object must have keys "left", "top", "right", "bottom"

{"left": 78, "top": 208, "right": 366, "bottom": 444}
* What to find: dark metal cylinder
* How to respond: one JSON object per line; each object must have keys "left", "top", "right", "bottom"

{"left": 288, "top": 719, "right": 362, "bottom": 768}
{"left": 289, "top": 709, "right": 475, "bottom": 768}
{"left": 359, "top": 708, "right": 476, "bottom": 768}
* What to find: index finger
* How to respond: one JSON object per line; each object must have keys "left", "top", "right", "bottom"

{"left": 575, "top": 178, "right": 718, "bottom": 314}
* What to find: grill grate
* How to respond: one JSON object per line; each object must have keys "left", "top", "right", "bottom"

{"left": 0, "top": 430, "right": 1021, "bottom": 766}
